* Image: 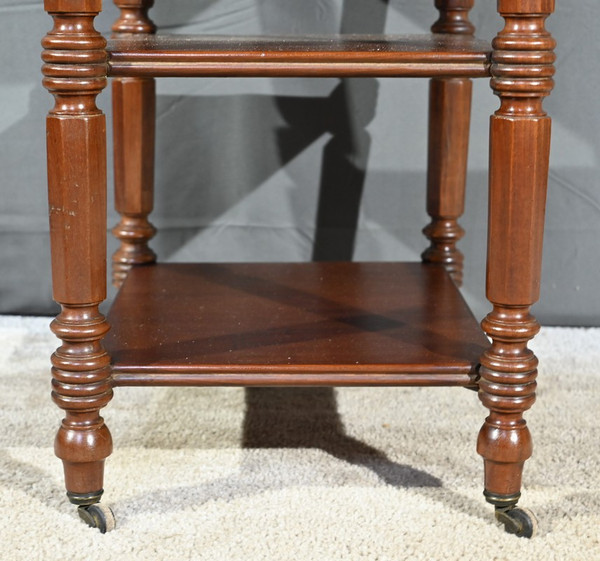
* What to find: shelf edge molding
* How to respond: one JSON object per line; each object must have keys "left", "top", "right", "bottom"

{"left": 111, "top": 370, "right": 478, "bottom": 388}
{"left": 107, "top": 34, "right": 491, "bottom": 78}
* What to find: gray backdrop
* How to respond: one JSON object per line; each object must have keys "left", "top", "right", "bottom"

{"left": 1, "top": 1, "right": 598, "bottom": 325}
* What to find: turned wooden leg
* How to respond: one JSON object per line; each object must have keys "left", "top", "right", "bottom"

{"left": 477, "top": 0, "right": 555, "bottom": 538}
{"left": 422, "top": 1, "right": 474, "bottom": 286}
{"left": 43, "top": 0, "right": 114, "bottom": 532}
{"left": 111, "top": 2, "right": 157, "bottom": 287}
{"left": 422, "top": 77, "right": 471, "bottom": 285}
{"left": 111, "top": 77, "right": 157, "bottom": 286}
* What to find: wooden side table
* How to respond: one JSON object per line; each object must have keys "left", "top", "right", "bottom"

{"left": 41, "top": 0, "right": 555, "bottom": 537}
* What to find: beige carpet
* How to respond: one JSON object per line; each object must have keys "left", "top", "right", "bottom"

{"left": 1, "top": 316, "right": 599, "bottom": 560}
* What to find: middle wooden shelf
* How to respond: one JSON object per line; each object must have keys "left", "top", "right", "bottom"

{"left": 107, "top": 33, "right": 491, "bottom": 77}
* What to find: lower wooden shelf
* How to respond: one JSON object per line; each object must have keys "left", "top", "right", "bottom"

{"left": 104, "top": 262, "right": 488, "bottom": 387}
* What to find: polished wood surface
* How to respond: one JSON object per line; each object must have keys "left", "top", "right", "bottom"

{"left": 42, "top": 0, "right": 113, "bottom": 503}
{"left": 422, "top": 0, "right": 474, "bottom": 285}
{"left": 107, "top": 34, "right": 491, "bottom": 77}
{"left": 111, "top": 2, "right": 157, "bottom": 287}
{"left": 111, "top": 77, "right": 157, "bottom": 286}
{"left": 41, "top": 0, "right": 556, "bottom": 535}
{"left": 112, "top": 0, "right": 156, "bottom": 34}
{"left": 477, "top": 0, "right": 555, "bottom": 508}
{"left": 105, "top": 262, "right": 487, "bottom": 386}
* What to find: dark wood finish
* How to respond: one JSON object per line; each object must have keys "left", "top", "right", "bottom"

{"left": 111, "top": 2, "right": 157, "bottom": 287}
{"left": 40, "top": 0, "right": 555, "bottom": 534}
{"left": 422, "top": 0, "right": 474, "bottom": 285}
{"left": 104, "top": 262, "right": 487, "bottom": 386}
{"left": 112, "top": 0, "right": 156, "bottom": 34}
{"left": 431, "top": 0, "right": 475, "bottom": 35}
{"left": 42, "top": 0, "right": 113, "bottom": 504}
{"left": 477, "top": 0, "right": 555, "bottom": 508}
{"left": 107, "top": 34, "right": 491, "bottom": 78}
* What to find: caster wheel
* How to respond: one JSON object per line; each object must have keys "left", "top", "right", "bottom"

{"left": 78, "top": 504, "right": 116, "bottom": 533}
{"left": 495, "top": 507, "right": 538, "bottom": 538}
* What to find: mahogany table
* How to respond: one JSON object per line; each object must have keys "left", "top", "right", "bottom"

{"left": 41, "top": 0, "right": 555, "bottom": 538}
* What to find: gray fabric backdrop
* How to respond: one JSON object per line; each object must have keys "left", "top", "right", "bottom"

{"left": 1, "top": 1, "right": 598, "bottom": 325}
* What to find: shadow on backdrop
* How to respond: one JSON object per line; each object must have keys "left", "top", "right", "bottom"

{"left": 242, "top": 0, "right": 440, "bottom": 490}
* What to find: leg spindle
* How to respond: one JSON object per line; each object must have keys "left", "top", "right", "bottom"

{"left": 43, "top": 0, "right": 114, "bottom": 530}
{"left": 422, "top": 0, "right": 474, "bottom": 285}
{"left": 111, "top": 1, "right": 157, "bottom": 287}
{"left": 478, "top": 0, "right": 555, "bottom": 537}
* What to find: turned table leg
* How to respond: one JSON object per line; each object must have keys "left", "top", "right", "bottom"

{"left": 477, "top": 0, "right": 555, "bottom": 538}
{"left": 422, "top": 0, "right": 474, "bottom": 286}
{"left": 43, "top": 0, "right": 115, "bottom": 532}
{"left": 111, "top": 1, "right": 157, "bottom": 288}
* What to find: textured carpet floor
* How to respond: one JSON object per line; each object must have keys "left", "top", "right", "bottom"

{"left": 1, "top": 316, "right": 599, "bottom": 560}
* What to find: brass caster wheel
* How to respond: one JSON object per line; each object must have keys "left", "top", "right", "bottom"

{"left": 78, "top": 504, "right": 116, "bottom": 533}
{"left": 495, "top": 506, "right": 537, "bottom": 538}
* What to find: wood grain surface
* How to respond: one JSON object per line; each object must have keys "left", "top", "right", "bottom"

{"left": 107, "top": 34, "right": 491, "bottom": 77}
{"left": 105, "top": 262, "right": 488, "bottom": 387}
